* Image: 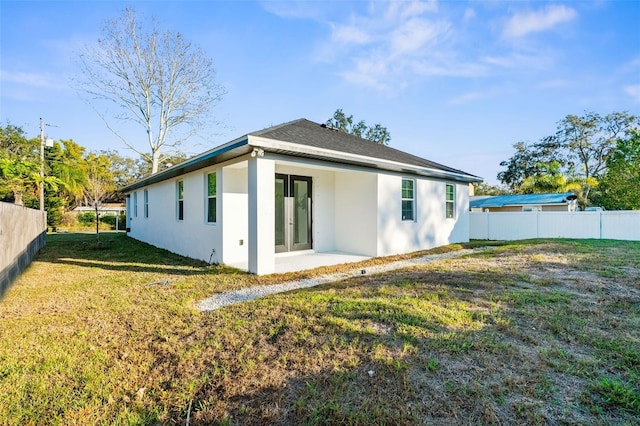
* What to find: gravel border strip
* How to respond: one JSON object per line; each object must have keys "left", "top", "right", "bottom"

{"left": 196, "top": 248, "right": 484, "bottom": 312}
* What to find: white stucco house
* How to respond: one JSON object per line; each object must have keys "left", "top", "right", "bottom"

{"left": 121, "top": 119, "right": 482, "bottom": 275}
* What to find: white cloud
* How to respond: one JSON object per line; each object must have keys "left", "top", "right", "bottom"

{"left": 448, "top": 91, "right": 486, "bottom": 105}
{"left": 265, "top": 0, "right": 568, "bottom": 91}
{"left": 537, "top": 79, "right": 570, "bottom": 89}
{"left": 482, "top": 50, "right": 554, "bottom": 70}
{"left": 0, "top": 70, "right": 65, "bottom": 89}
{"left": 619, "top": 55, "right": 640, "bottom": 74}
{"left": 390, "top": 18, "right": 448, "bottom": 55}
{"left": 503, "top": 5, "right": 577, "bottom": 39}
{"left": 624, "top": 84, "right": 640, "bottom": 103}
{"left": 331, "top": 23, "right": 372, "bottom": 45}
{"left": 384, "top": 0, "right": 438, "bottom": 22}
{"left": 412, "top": 59, "right": 487, "bottom": 78}
{"left": 463, "top": 8, "right": 475, "bottom": 23}
{"left": 339, "top": 51, "right": 397, "bottom": 91}
{"left": 316, "top": 1, "right": 464, "bottom": 89}
{"left": 260, "top": 1, "right": 324, "bottom": 20}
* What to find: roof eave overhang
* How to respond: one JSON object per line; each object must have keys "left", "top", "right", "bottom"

{"left": 120, "top": 135, "right": 482, "bottom": 193}
{"left": 120, "top": 138, "right": 251, "bottom": 192}
{"left": 249, "top": 136, "right": 482, "bottom": 183}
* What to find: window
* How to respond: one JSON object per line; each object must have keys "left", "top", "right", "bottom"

{"left": 176, "top": 180, "right": 184, "bottom": 221}
{"left": 445, "top": 184, "right": 455, "bottom": 219}
{"left": 206, "top": 172, "right": 216, "bottom": 223}
{"left": 133, "top": 192, "right": 138, "bottom": 217}
{"left": 401, "top": 178, "right": 415, "bottom": 221}
{"left": 144, "top": 189, "right": 149, "bottom": 218}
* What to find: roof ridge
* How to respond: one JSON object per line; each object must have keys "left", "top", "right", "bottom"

{"left": 248, "top": 118, "right": 480, "bottom": 179}
{"left": 255, "top": 118, "right": 478, "bottom": 177}
{"left": 321, "top": 119, "right": 479, "bottom": 176}
{"left": 248, "top": 118, "right": 308, "bottom": 138}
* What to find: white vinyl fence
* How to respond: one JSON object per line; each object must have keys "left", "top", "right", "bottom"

{"left": 470, "top": 211, "right": 640, "bottom": 241}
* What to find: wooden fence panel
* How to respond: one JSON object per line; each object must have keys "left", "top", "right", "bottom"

{"left": 0, "top": 202, "right": 47, "bottom": 299}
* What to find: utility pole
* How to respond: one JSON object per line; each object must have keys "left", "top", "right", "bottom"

{"left": 39, "top": 118, "right": 45, "bottom": 211}
{"left": 39, "top": 118, "right": 55, "bottom": 212}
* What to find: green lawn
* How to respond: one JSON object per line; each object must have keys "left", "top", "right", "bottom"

{"left": 1, "top": 233, "right": 638, "bottom": 424}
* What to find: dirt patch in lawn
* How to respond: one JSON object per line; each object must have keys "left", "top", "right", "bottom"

{"left": 178, "top": 242, "right": 639, "bottom": 424}
{"left": 1, "top": 236, "right": 638, "bottom": 424}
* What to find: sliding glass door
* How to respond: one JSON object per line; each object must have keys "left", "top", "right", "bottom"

{"left": 275, "top": 174, "right": 312, "bottom": 252}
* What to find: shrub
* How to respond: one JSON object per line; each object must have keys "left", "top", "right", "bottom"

{"left": 77, "top": 211, "right": 95, "bottom": 225}
{"left": 99, "top": 215, "right": 116, "bottom": 226}
{"left": 98, "top": 213, "right": 126, "bottom": 229}
{"left": 117, "top": 213, "right": 126, "bottom": 230}
{"left": 59, "top": 212, "right": 77, "bottom": 227}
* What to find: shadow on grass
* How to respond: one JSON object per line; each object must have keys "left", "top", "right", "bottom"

{"left": 179, "top": 246, "right": 640, "bottom": 424}
{"left": 39, "top": 232, "right": 244, "bottom": 277}
{"left": 37, "top": 233, "right": 503, "bottom": 281}
{"left": 11, "top": 237, "right": 638, "bottom": 424}
{"left": 169, "top": 268, "right": 541, "bottom": 423}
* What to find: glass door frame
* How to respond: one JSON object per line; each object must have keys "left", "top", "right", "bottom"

{"left": 275, "top": 174, "right": 312, "bottom": 253}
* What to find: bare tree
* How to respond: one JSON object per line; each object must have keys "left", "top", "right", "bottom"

{"left": 83, "top": 153, "right": 115, "bottom": 241}
{"left": 75, "top": 8, "right": 225, "bottom": 174}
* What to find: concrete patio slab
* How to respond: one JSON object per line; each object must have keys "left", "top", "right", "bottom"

{"left": 228, "top": 250, "right": 371, "bottom": 274}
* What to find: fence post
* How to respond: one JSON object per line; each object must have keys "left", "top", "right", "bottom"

{"left": 599, "top": 211, "right": 603, "bottom": 239}
{"left": 486, "top": 211, "right": 490, "bottom": 240}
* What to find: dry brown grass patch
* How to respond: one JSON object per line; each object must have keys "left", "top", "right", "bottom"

{"left": 1, "top": 235, "right": 638, "bottom": 424}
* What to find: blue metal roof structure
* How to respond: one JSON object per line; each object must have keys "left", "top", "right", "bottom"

{"left": 470, "top": 192, "right": 577, "bottom": 209}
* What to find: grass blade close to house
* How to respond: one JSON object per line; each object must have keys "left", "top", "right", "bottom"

{"left": 0, "top": 233, "right": 638, "bottom": 424}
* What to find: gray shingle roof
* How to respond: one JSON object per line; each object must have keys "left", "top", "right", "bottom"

{"left": 121, "top": 118, "right": 480, "bottom": 192}
{"left": 252, "top": 119, "right": 476, "bottom": 178}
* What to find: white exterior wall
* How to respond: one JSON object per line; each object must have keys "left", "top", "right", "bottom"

{"left": 248, "top": 157, "right": 275, "bottom": 274}
{"left": 127, "top": 167, "right": 222, "bottom": 264}
{"left": 220, "top": 165, "right": 248, "bottom": 264}
{"left": 273, "top": 161, "right": 471, "bottom": 258}
{"left": 127, "top": 152, "right": 475, "bottom": 273}
{"left": 376, "top": 174, "right": 470, "bottom": 257}
{"left": 275, "top": 164, "right": 336, "bottom": 253}
{"left": 334, "top": 171, "right": 378, "bottom": 256}
{"left": 450, "top": 181, "right": 471, "bottom": 244}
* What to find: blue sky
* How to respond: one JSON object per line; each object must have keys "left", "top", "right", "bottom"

{"left": 1, "top": 0, "right": 639, "bottom": 184}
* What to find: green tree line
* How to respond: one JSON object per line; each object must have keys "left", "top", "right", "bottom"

{"left": 0, "top": 123, "right": 185, "bottom": 228}
{"left": 487, "top": 111, "right": 639, "bottom": 210}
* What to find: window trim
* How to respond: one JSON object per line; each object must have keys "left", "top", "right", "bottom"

{"left": 401, "top": 178, "right": 416, "bottom": 222}
{"left": 206, "top": 172, "right": 217, "bottom": 224}
{"left": 176, "top": 180, "right": 184, "bottom": 221}
{"left": 445, "top": 183, "right": 455, "bottom": 219}
{"left": 144, "top": 189, "right": 149, "bottom": 218}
